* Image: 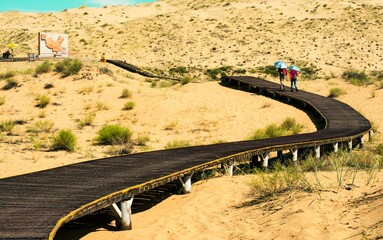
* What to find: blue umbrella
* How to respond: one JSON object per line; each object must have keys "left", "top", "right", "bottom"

{"left": 289, "top": 65, "right": 300, "bottom": 72}
{"left": 274, "top": 61, "right": 287, "bottom": 69}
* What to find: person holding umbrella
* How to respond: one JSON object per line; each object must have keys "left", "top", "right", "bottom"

{"left": 274, "top": 61, "right": 287, "bottom": 90}
{"left": 289, "top": 65, "right": 300, "bottom": 92}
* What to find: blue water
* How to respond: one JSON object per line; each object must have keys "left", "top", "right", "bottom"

{"left": 0, "top": 0, "right": 156, "bottom": 13}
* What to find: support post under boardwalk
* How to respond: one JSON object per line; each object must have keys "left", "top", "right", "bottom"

{"left": 228, "top": 163, "right": 234, "bottom": 177}
{"left": 348, "top": 140, "right": 353, "bottom": 152}
{"left": 111, "top": 197, "right": 134, "bottom": 230}
{"left": 179, "top": 174, "right": 193, "bottom": 194}
{"left": 261, "top": 153, "right": 269, "bottom": 167}
{"left": 333, "top": 142, "right": 338, "bottom": 153}
{"left": 315, "top": 145, "right": 321, "bottom": 158}
{"left": 359, "top": 136, "right": 364, "bottom": 149}
{"left": 291, "top": 149, "right": 298, "bottom": 162}
{"left": 369, "top": 130, "right": 374, "bottom": 141}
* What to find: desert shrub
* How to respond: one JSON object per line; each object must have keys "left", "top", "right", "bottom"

{"left": 0, "top": 96, "right": 5, "bottom": 105}
{"left": 123, "top": 101, "right": 135, "bottom": 110}
{"left": 205, "top": 66, "right": 233, "bottom": 80}
{"left": 99, "top": 67, "right": 113, "bottom": 76}
{"left": 164, "top": 140, "right": 192, "bottom": 149}
{"left": 44, "top": 83, "right": 54, "bottom": 89}
{"left": 375, "top": 144, "right": 383, "bottom": 156}
{"left": 251, "top": 164, "right": 312, "bottom": 202}
{"left": 77, "top": 113, "right": 95, "bottom": 129}
{"left": 28, "top": 120, "right": 54, "bottom": 134}
{"left": 254, "top": 65, "right": 279, "bottom": 77}
{"left": 300, "top": 66, "right": 319, "bottom": 80}
{"left": 169, "top": 66, "right": 189, "bottom": 75}
{"left": 54, "top": 59, "right": 83, "bottom": 77}
{"left": 2, "top": 78, "right": 19, "bottom": 90}
{"left": 95, "top": 125, "right": 133, "bottom": 145}
{"left": 328, "top": 87, "right": 347, "bottom": 98}
{"left": 35, "top": 61, "right": 52, "bottom": 75}
{"left": 249, "top": 118, "right": 304, "bottom": 140}
{"left": 120, "top": 88, "right": 132, "bottom": 98}
{"left": 51, "top": 129, "right": 77, "bottom": 152}
{"left": 0, "top": 70, "right": 16, "bottom": 79}
{"left": 136, "top": 134, "right": 150, "bottom": 146}
{"left": 341, "top": 70, "right": 371, "bottom": 86}
{"left": 36, "top": 94, "right": 50, "bottom": 108}
{"left": 180, "top": 75, "right": 193, "bottom": 85}
{"left": 0, "top": 120, "right": 16, "bottom": 135}
{"left": 370, "top": 70, "right": 383, "bottom": 80}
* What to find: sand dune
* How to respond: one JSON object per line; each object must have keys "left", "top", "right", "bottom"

{"left": 0, "top": 0, "right": 382, "bottom": 239}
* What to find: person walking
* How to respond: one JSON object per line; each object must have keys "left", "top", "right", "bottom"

{"left": 278, "top": 67, "right": 287, "bottom": 90}
{"left": 289, "top": 66, "right": 299, "bottom": 92}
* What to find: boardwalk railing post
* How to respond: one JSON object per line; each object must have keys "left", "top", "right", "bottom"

{"left": 179, "top": 174, "right": 193, "bottom": 194}
{"left": 315, "top": 145, "right": 321, "bottom": 158}
{"left": 333, "top": 142, "right": 339, "bottom": 153}
{"left": 111, "top": 197, "right": 134, "bottom": 230}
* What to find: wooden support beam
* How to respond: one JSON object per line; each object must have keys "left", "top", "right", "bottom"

{"left": 228, "top": 163, "right": 234, "bottom": 177}
{"left": 250, "top": 155, "right": 258, "bottom": 169}
{"left": 111, "top": 197, "right": 134, "bottom": 230}
{"left": 179, "top": 174, "right": 193, "bottom": 194}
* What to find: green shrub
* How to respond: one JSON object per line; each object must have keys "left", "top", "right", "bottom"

{"left": 54, "top": 59, "right": 83, "bottom": 77}
{"left": 341, "top": 70, "right": 371, "bottom": 86}
{"left": 249, "top": 118, "right": 304, "bottom": 140}
{"left": 376, "top": 144, "right": 383, "bottom": 156}
{"left": 251, "top": 164, "right": 312, "bottom": 202}
{"left": 164, "top": 140, "right": 192, "bottom": 149}
{"left": 2, "top": 78, "right": 19, "bottom": 90}
{"left": 254, "top": 65, "right": 279, "bottom": 77}
{"left": 36, "top": 95, "right": 50, "bottom": 108}
{"left": 0, "top": 70, "right": 16, "bottom": 79}
{"left": 180, "top": 75, "right": 193, "bottom": 85}
{"left": 35, "top": 61, "right": 52, "bottom": 75}
{"left": 28, "top": 120, "right": 54, "bottom": 134}
{"left": 51, "top": 130, "right": 77, "bottom": 152}
{"left": 123, "top": 101, "right": 135, "bottom": 110}
{"left": 328, "top": 87, "right": 347, "bottom": 98}
{"left": 95, "top": 125, "right": 133, "bottom": 145}
{"left": 205, "top": 66, "right": 233, "bottom": 80}
{"left": 120, "top": 88, "right": 132, "bottom": 98}
{"left": 0, "top": 120, "right": 16, "bottom": 135}
{"left": 169, "top": 66, "right": 189, "bottom": 75}
{"left": 78, "top": 113, "right": 95, "bottom": 129}
{"left": 136, "top": 134, "right": 150, "bottom": 146}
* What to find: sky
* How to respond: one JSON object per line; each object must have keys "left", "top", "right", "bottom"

{"left": 0, "top": 0, "right": 155, "bottom": 12}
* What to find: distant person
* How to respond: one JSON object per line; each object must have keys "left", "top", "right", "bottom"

{"left": 278, "top": 67, "right": 287, "bottom": 90}
{"left": 289, "top": 68, "right": 299, "bottom": 92}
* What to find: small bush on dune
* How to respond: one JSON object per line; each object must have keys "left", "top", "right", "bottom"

{"left": 54, "top": 59, "right": 83, "bottom": 77}
{"left": 341, "top": 70, "right": 371, "bottom": 86}
{"left": 2, "top": 78, "right": 19, "bottom": 90}
{"left": 35, "top": 61, "right": 52, "bottom": 75}
{"left": 249, "top": 118, "right": 304, "bottom": 140}
{"left": 120, "top": 88, "right": 132, "bottom": 98}
{"left": 0, "top": 120, "right": 16, "bottom": 135}
{"left": 328, "top": 87, "right": 347, "bottom": 98}
{"left": 0, "top": 70, "right": 16, "bottom": 79}
{"left": 28, "top": 120, "right": 54, "bottom": 134}
{"left": 36, "top": 94, "right": 50, "bottom": 108}
{"left": 95, "top": 125, "right": 133, "bottom": 145}
{"left": 164, "top": 140, "right": 192, "bottom": 149}
{"left": 123, "top": 101, "right": 135, "bottom": 110}
{"left": 0, "top": 96, "right": 5, "bottom": 106}
{"left": 50, "top": 130, "right": 77, "bottom": 152}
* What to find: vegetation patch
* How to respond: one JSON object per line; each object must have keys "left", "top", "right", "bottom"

{"left": 50, "top": 130, "right": 77, "bottom": 152}
{"left": 342, "top": 70, "right": 371, "bottom": 86}
{"left": 328, "top": 87, "right": 347, "bottom": 98}
{"left": 164, "top": 140, "right": 192, "bottom": 149}
{"left": 95, "top": 125, "right": 133, "bottom": 145}
{"left": 54, "top": 59, "right": 84, "bottom": 77}
{"left": 35, "top": 61, "right": 52, "bottom": 75}
{"left": 249, "top": 118, "right": 304, "bottom": 140}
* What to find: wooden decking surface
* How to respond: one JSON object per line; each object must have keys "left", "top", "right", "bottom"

{"left": 0, "top": 76, "right": 371, "bottom": 240}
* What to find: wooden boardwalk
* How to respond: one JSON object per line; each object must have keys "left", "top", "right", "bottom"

{"left": 0, "top": 75, "right": 371, "bottom": 240}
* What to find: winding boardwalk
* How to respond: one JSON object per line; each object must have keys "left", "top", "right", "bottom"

{"left": 0, "top": 75, "right": 371, "bottom": 240}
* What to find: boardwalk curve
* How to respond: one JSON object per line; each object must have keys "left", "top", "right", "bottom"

{"left": 0, "top": 73, "right": 371, "bottom": 239}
